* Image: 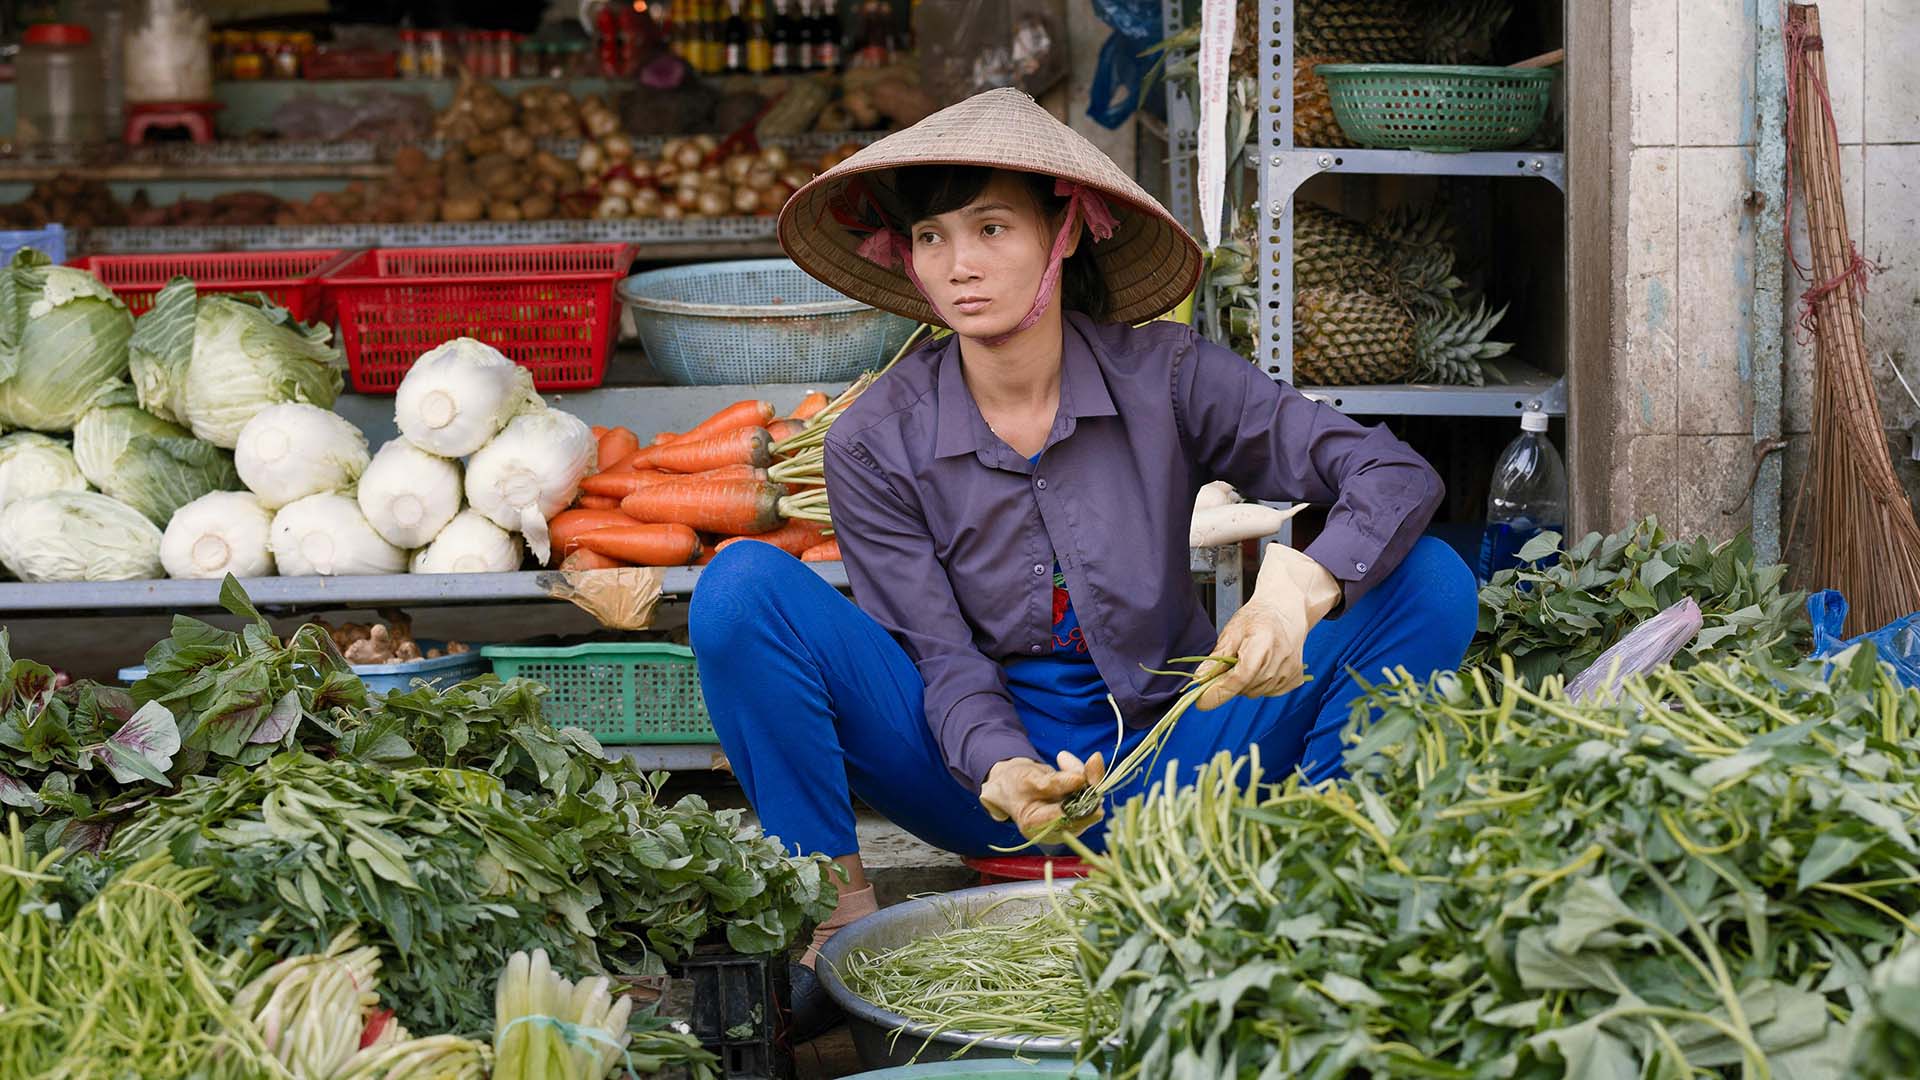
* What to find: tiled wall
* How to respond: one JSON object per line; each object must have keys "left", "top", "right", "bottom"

{"left": 1613, "top": 0, "right": 1919, "bottom": 557}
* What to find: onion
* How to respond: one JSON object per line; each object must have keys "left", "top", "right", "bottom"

{"left": 699, "top": 164, "right": 724, "bottom": 185}
{"left": 746, "top": 164, "right": 777, "bottom": 190}
{"left": 596, "top": 195, "right": 631, "bottom": 219}
{"left": 692, "top": 134, "right": 719, "bottom": 153}
{"left": 660, "top": 202, "right": 686, "bottom": 220}
{"left": 631, "top": 188, "right": 663, "bottom": 216}
{"left": 655, "top": 160, "right": 681, "bottom": 184}
{"left": 724, "top": 155, "right": 756, "bottom": 184}
{"left": 629, "top": 158, "right": 655, "bottom": 183}
{"left": 697, "top": 189, "right": 730, "bottom": 217}
{"left": 732, "top": 187, "right": 760, "bottom": 214}
{"left": 764, "top": 182, "right": 796, "bottom": 212}
{"left": 674, "top": 186, "right": 701, "bottom": 210}
{"left": 673, "top": 143, "right": 703, "bottom": 170}
{"left": 605, "top": 176, "right": 638, "bottom": 199}
{"left": 780, "top": 168, "right": 813, "bottom": 190}
{"left": 576, "top": 143, "right": 607, "bottom": 175}
{"left": 602, "top": 134, "right": 635, "bottom": 161}
{"left": 759, "top": 145, "right": 790, "bottom": 170}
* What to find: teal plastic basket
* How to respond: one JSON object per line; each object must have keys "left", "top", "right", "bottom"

{"left": 481, "top": 641, "right": 713, "bottom": 744}
{"left": 617, "top": 258, "right": 919, "bottom": 386}
{"left": 1317, "top": 63, "right": 1557, "bottom": 152}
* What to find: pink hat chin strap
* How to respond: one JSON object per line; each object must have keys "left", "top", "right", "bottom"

{"left": 854, "top": 179, "right": 1117, "bottom": 344}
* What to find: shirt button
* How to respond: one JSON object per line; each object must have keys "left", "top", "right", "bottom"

{"left": 1356, "top": 562, "right": 1370, "bottom": 574}
{"left": 1030, "top": 644, "right": 1043, "bottom": 654}
{"left": 1033, "top": 563, "right": 1046, "bottom": 575}
{"left": 1035, "top": 478, "right": 1047, "bottom": 490}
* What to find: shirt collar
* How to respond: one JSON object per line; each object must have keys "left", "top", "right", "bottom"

{"left": 931, "top": 315, "right": 1118, "bottom": 460}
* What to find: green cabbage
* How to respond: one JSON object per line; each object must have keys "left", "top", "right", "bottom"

{"left": 73, "top": 390, "right": 241, "bottom": 527}
{"left": 127, "top": 277, "right": 196, "bottom": 424}
{"left": 167, "top": 294, "right": 344, "bottom": 449}
{"left": 0, "top": 490, "right": 162, "bottom": 582}
{"left": 0, "top": 431, "right": 87, "bottom": 512}
{"left": 0, "top": 252, "right": 134, "bottom": 432}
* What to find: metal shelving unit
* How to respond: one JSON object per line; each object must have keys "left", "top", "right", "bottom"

{"left": 1164, "top": 2, "right": 1569, "bottom": 417}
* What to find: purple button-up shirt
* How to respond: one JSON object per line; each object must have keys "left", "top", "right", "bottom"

{"left": 822, "top": 313, "right": 1444, "bottom": 790}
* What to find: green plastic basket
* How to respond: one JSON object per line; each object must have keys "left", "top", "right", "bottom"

{"left": 1316, "top": 63, "right": 1557, "bottom": 152}
{"left": 481, "top": 642, "right": 714, "bottom": 744}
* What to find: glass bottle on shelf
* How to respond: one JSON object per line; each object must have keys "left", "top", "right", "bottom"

{"left": 814, "top": 0, "right": 839, "bottom": 70}
{"left": 493, "top": 31, "right": 516, "bottom": 78}
{"left": 397, "top": 28, "right": 420, "bottom": 78}
{"left": 770, "top": 0, "right": 793, "bottom": 73}
{"left": 747, "top": 0, "right": 771, "bottom": 73}
{"left": 724, "top": 0, "right": 748, "bottom": 73}
{"left": 795, "top": 0, "right": 817, "bottom": 70}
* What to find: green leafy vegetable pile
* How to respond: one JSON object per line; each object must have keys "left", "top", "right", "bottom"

{"left": 98, "top": 752, "right": 590, "bottom": 1035}
{"left": 1469, "top": 517, "right": 1809, "bottom": 685}
{"left": 1073, "top": 648, "right": 1920, "bottom": 1078}
{"left": 4, "top": 577, "right": 835, "bottom": 1040}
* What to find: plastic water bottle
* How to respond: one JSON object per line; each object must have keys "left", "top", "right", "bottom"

{"left": 1477, "top": 408, "right": 1566, "bottom": 580}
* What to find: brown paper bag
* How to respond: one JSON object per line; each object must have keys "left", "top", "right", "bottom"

{"left": 536, "top": 567, "right": 665, "bottom": 630}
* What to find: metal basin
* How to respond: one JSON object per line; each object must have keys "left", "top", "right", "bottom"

{"left": 816, "top": 881, "right": 1090, "bottom": 1070}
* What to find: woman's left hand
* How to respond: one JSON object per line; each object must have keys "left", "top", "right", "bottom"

{"left": 1193, "top": 544, "right": 1343, "bottom": 711}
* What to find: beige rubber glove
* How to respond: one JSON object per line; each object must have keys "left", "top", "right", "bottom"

{"left": 979, "top": 751, "right": 1107, "bottom": 840}
{"left": 1194, "top": 542, "right": 1343, "bottom": 711}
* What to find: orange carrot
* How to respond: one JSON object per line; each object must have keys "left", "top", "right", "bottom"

{"left": 767, "top": 419, "right": 805, "bottom": 443}
{"left": 801, "top": 539, "right": 842, "bottom": 562}
{"left": 621, "top": 427, "right": 773, "bottom": 473}
{"left": 578, "top": 494, "right": 623, "bottom": 510}
{"left": 614, "top": 458, "right": 770, "bottom": 482}
{"left": 576, "top": 523, "right": 704, "bottom": 566}
{"left": 619, "top": 480, "right": 784, "bottom": 535}
{"left": 581, "top": 470, "right": 668, "bottom": 497}
{"left": 548, "top": 509, "right": 638, "bottom": 559}
{"left": 560, "top": 549, "right": 629, "bottom": 571}
{"left": 597, "top": 426, "right": 640, "bottom": 471}
{"left": 792, "top": 390, "right": 831, "bottom": 421}
{"left": 693, "top": 550, "right": 716, "bottom": 566}
{"left": 715, "top": 518, "right": 829, "bottom": 558}
{"left": 677, "top": 399, "right": 776, "bottom": 443}
{"left": 651, "top": 431, "right": 679, "bottom": 445}
{"left": 591, "top": 425, "right": 609, "bottom": 439}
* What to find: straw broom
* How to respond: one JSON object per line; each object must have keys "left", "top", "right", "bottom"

{"left": 1784, "top": 4, "right": 1920, "bottom": 634}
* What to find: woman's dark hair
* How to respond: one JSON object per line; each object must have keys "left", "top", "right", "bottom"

{"left": 889, "top": 165, "right": 1112, "bottom": 322}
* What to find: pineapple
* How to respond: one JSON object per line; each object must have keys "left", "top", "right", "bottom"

{"left": 1421, "top": 0, "right": 1515, "bottom": 65}
{"left": 1294, "top": 204, "right": 1391, "bottom": 292}
{"left": 1295, "top": 0, "right": 1421, "bottom": 64}
{"left": 1412, "top": 300, "right": 1515, "bottom": 386}
{"left": 1371, "top": 202, "right": 1464, "bottom": 314}
{"left": 1293, "top": 286, "right": 1416, "bottom": 385}
{"left": 1294, "top": 54, "right": 1357, "bottom": 148}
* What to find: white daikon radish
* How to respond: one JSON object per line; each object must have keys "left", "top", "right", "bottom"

{"left": 464, "top": 409, "right": 596, "bottom": 564}
{"left": 357, "top": 439, "right": 463, "bottom": 549}
{"left": 1189, "top": 502, "right": 1310, "bottom": 549}
{"left": 394, "top": 338, "right": 541, "bottom": 457}
{"left": 270, "top": 493, "right": 407, "bottom": 577}
{"left": 161, "top": 490, "right": 275, "bottom": 579}
{"left": 234, "top": 403, "right": 369, "bottom": 509}
{"left": 410, "top": 510, "right": 524, "bottom": 574}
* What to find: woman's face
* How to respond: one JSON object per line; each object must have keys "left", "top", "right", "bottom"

{"left": 908, "top": 171, "right": 1068, "bottom": 340}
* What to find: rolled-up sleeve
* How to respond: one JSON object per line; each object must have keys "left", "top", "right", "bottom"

{"left": 1172, "top": 334, "right": 1444, "bottom": 608}
{"left": 824, "top": 436, "right": 1041, "bottom": 789}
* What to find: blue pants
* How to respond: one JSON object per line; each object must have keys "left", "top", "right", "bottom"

{"left": 688, "top": 538, "right": 1477, "bottom": 859}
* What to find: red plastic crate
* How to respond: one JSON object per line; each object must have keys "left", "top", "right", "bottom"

{"left": 70, "top": 250, "right": 357, "bottom": 323}
{"left": 323, "top": 244, "right": 636, "bottom": 394}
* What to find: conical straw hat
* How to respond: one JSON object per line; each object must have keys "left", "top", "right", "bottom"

{"left": 778, "top": 87, "right": 1204, "bottom": 328}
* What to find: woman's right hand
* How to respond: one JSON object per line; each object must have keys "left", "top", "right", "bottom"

{"left": 979, "top": 751, "right": 1106, "bottom": 840}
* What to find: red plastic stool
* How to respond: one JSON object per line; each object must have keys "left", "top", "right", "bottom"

{"left": 124, "top": 102, "right": 221, "bottom": 145}
{"left": 963, "top": 855, "right": 1092, "bottom": 886}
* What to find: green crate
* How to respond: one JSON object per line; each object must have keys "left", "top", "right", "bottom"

{"left": 481, "top": 642, "right": 715, "bottom": 744}
{"left": 1317, "top": 63, "right": 1557, "bottom": 152}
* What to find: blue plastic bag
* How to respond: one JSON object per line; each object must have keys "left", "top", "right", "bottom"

{"left": 1807, "top": 589, "right": 1920, "bottom": 687}
{"left": 1086, "top": 0, "right": 1162, "bottom": 128}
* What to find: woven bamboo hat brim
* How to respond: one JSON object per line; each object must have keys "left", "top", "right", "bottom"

{"left": 778, "top": 87, "right": 1203, "bottom": 328}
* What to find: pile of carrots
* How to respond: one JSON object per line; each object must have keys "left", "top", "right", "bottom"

{"left": 547, "top": 390, "right": 842, "bottom": 571}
